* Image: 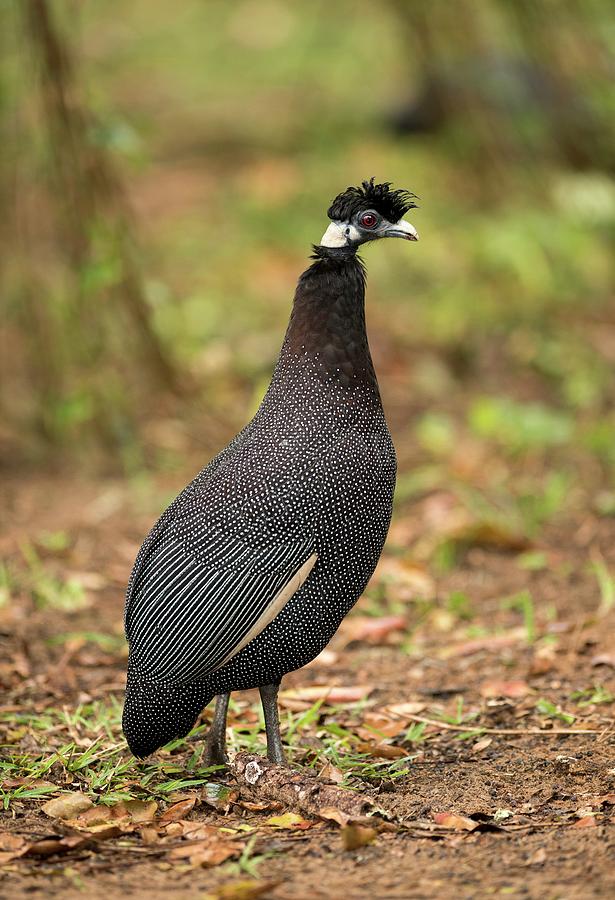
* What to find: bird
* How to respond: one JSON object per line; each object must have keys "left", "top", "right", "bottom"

{"left": 122, "top": 178, "right": 419, "bottom": 766}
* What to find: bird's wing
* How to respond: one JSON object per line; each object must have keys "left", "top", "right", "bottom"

{"left": 124, "top": 421, "right": 256, "bottom": 626}
{"left": 125, "top": 529, "right": 317, "bottom": 682}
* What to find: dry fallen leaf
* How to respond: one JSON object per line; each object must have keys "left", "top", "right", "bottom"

{"left": 140, "top": 826, "right": 161, "bottom": 846}
{"left": 473, "top": 737, "right": 493, "bottom": 752}
{"left": 573, "top": 816, "right": 597, "bottom": 828}
{"left": 0, "top": 834, "right": 28, "bottom": 866}
{"left": 384, "top": 701, "right": 427, "bottom": 718}
{"left": 339, "top": 615, "right": 407, "bottom": 646}
{"left": 159, "top": 798, "right": 196, "bottom": 823}
{"left": 119, "top": 799, "right": 158, "bottom": 823}
{"left": 204, "top": 880, "right": 281, "bottom": 900}
{"left": 356, "top": 741, "right": 408, "bottom": 760}
{"left": 319, "top": 761, "right": 344, "bottom": 784}
{"left": 41, "top": 792, "right": 93, "bottom": 820}
{"left": 591, "top": 653, "right": 615, "bottom": 668}
{"left": 358, "top": 712, "right": 406, "bottom": 739}
{"left": 178, "top": 822, "right": 222, "bottom": 841}
{"left": 341, "top": 823, "right": 377, "bottom": 851}
{"left": 169, "top": 839, "right": 240, "bottom": 868}
{"left": 23, "top": 835, "right": 89, "bottom": 858}
{"left": 480, "top": 679, "right": 531, "bottom": 699}
{"left": 318, "top": 805, "right": 350, "bottom": 827}
{"left": 526, "top": 847, "right": 547, "bottom": 866}
{"left": 68, "top": 798, "right": 157, "bottom": 833}
{"left": 372, "top": 557, "right": 435, "bottom": 600}
{"left": 238, "top": 798, "right": 282, "bottom": 814}
{"left": 442, "top": 631, "right": 525, "bottom": 659}
{"left": 264, "top": 812, "right": 314, "bottom": 830}
{"left": 279, "top": 685, "right": 373, "bottom": 706}
{"left": 433, "top": 812, "right": 478, "bottom": 832}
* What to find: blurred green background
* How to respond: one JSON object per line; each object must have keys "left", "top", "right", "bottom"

{"left": 2, "top": 0, "right": 615, "bottom": 537}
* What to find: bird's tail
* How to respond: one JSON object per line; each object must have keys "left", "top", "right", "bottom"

{"left": 122, "top": 677, "right": 212, "bottom": 758}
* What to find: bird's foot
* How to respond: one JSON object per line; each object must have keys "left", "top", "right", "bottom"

{"left": 204, "top": 737, "right": 229, "bottom": 768}
{"left": 266, "top": 745, "right": 287, "bottom": 766}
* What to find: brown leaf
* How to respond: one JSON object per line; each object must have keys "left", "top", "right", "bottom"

{"left": 140, "top": 826, "right": 161, "bottom": 845}
{"left": 0, "top": 834, "right": 28, "bottom": 865}
{"left": 159, "top": 798, "right": 195, "bottom": 823}
{"left": 480, "top": 679, "right": 531, "bottom": 699}
{"left": 238, "top": 799, "right": 283, "bottom": 814}
{"left": 319, "top": 762, "right": 344, "bottom": 784}
{"left": 526, "top": 847, "right": 547, "bottom": 866}
{"left": 205, "top": 881, "right": 281, "bottom": 900}
{"left": 449, "top": 520, "right": 530, "bottom": 552}
{"left": 22, "top": 835, "right": 90, "bottom": 858}
{"left": 573, "top": 816, "right": 597, "bottom": 828}
{"left": 78, "top": 823, "right": 122, "bottom": 840}
{"left": 2, "top": 777, "right": 56, "bottom": 791}
{"left": 118, "top": 799, "right": 158, "bottom": 823}
{"left": 69, "top": 799, "right": 157, "bottom": 832}
{"left": 372, "top": 557, "right": 435, "bottom": 599}
{"left": 383, "top": 701, "right": 427, "bottom": 718}
{"left": 356, "top": 741, "right": 408, "bottom": 760}
{"left": 473, "top": 737, "right": 493, "bottom": 752}
{"left": 359, "top": 712, "right": 406, "bottom": 739}
{"left": 68, "top": 806, "right": 115, "bottom": 828}
{"left": 341, "top": 615, "right": 407, "bottom": 646}
{"left": 279, "top": 685, "right": 373, "bottom": 707}
{"left": 263, "top": 812, "right": 314, "bottom": 830}
{"left": 318, "top": 805, "right": 350, "bottom": 827}
{"left": 341, "top": 823, "right": 377, "bottom": 851}
{"left": 169, "top": 839, "right": 240, "bottom": 867}
{"left": 41, "top": 792, "right": 93, "bottom": 820}
{"left": 433, "top": 812, "right": 478, "bottom": 832}
{"left": 591, "top": 653, "right": 615, "bottom": 668}
{"left": 443, "top": 631, "right": 525, "bottom": 658}
{"left": 0, "top": 834, "right": 26, "bottom": 852}
{"left": 179, "top": 822, "right": 222, "bottom": 841}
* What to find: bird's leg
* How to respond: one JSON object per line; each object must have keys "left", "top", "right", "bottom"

{"left": 259, "top": 682, "right": 286, "bottom": 765}
{"left": 204, "top": 693, "right": 230, "bottom": 766}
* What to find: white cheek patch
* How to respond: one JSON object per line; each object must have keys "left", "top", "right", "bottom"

{"left": 320, "top": 221, "right": 347, "bottom": 247}
{"left": 319, "top": 221, "right": 362, "bottom": 248}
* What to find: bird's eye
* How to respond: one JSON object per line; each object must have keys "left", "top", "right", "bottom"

{"left": 360, "top": 212, "right": 378, "bottom": 228}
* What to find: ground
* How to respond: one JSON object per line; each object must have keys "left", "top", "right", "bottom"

{"left": 1, "top": 465, "right": 614, "bottom": 899}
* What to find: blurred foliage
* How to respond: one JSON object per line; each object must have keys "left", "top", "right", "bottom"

{"left": 0, "top": 0, "right": 614, "bottom": 530}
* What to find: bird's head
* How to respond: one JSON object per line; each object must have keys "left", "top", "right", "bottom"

{"left": 320, "top": 178, "right": 418, "bottom": 250}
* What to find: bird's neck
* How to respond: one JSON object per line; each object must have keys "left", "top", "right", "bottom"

{"left": 275, "top": 247, "right": 379, "bottom": 394}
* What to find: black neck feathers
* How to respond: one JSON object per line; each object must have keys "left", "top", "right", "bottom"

{"left": 278, "top": 251, "right": 378, "bottom": 394}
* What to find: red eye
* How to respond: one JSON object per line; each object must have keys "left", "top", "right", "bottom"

{"left": 360, "top": 212, "right": 378, "bottom": 228}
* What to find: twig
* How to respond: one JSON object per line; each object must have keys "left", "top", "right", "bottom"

{"left": 401, "top": 713, "right": 605, "bottom": 737}
{"left": 231, "top": 752, "right": 379, "bottom": 825}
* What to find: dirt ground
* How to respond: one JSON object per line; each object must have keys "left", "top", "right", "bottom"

{"left": 1, "top": 469, "right": 614, "bottom": 900}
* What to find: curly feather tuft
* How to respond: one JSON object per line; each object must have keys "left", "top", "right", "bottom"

{"left": 327, "top": 177, "right": 418, "bottom": 223}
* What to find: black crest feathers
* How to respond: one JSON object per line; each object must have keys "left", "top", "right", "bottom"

{"left": 327, "top": 178, "right": 417, "bottom": 223}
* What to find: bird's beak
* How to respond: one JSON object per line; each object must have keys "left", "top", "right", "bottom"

{"left": 385, "top": 218, "right": 419, "bottom": 241}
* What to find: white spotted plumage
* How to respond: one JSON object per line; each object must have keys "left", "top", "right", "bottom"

{"left": 122, "top": 178, "right": 418, "bottom": 758}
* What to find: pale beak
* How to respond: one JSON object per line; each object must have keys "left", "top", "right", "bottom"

{"left": 385, "top": 218, "right": 419, "bottom": 241}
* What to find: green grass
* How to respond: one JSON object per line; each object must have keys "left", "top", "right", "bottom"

{"left": 0, "top": 695, "right": 418, "bottom": 808}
